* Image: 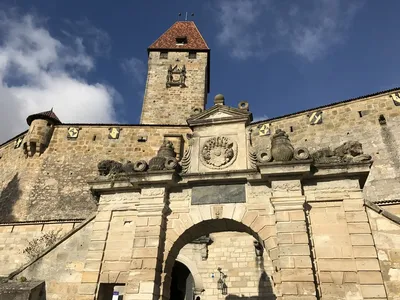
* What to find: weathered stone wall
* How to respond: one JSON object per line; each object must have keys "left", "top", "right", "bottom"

{"left": 1, "top": 89, "right": 398, "bottom": 223}
{"left": 367, "top": 204, "right": 400, "bottom": 300}
{"left": 0, "top": 221, "right": 81, "bottom": 276}
{"left": 250, "top": 90, "right": 400, "bottom": 203}
{"left": 0, "top": 125, "right": 190, "bottom": 222}
{"left": 17, "top": 220, "right": 94, "bottom": 300}
{"left": 304, "top": 178, "right": 387, "bottom": 299}
{"left": 140, "top": 51, "right": 208, "bottom": 125}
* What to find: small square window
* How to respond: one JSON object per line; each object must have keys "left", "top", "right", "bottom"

{"left": 160, "top": 51, "right": 168, "bottom": 59}
{"left": 176, "top": 36, "right": 187, "bottom": 45}
{"left": 189, "top": 51, "right": 197, "bottom": 59}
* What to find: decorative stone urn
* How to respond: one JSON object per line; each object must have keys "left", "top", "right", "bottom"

{"left": 149, "top": 140, "right": 177, "bottom": 171}
{"left": 271, "top": 129, "right": 294, "bottom": 162}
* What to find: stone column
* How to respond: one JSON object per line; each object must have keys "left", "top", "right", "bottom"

{"left": 271, "top": 180, "right": 317, "bottom": 300}
{"left": 124, "top": 187, "right": 169, "bottom": 300}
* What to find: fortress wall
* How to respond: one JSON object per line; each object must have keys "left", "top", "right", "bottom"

{"left": 251, "top": 90, "right": 400, "bottom": 202}
{"left": 17, "top": 220, "right": 94, "bottom": 300}
{"left": 0, "top": 125, "right": 190, "bottom": 222}
{"left": 0, "top": 221, "right": 81, "bottom": 276}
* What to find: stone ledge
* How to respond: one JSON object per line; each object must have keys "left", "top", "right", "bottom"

{"left": 182, "top": 169, "right": 260, "bottom": 185}
{"left": 258, "top": 161, "right": 312, "bottom": 178}
{"left": 88, "top": 171, "right": 178, "bottom": 193}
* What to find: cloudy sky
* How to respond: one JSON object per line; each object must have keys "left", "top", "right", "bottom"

{"left": 0, "top": 0, "right": 399, "bottom": 143}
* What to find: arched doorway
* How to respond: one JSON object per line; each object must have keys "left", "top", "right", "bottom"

{"left": 170, "top": 261, "right": 194, "bottom": 300}
{"left": 162, "top": 218, "right": 277, "bottom": 300}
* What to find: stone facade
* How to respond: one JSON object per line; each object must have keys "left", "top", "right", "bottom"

{"left": 140, "top": 51, "right": 209, "bottom": 125}
{"left": 1, "top": 21, "right": 400, "bottom": 300}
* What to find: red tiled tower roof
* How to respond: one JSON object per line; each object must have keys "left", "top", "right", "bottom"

{"left": 148, "top": 21, "right": 209, "bottom": 51}
{"left": 26, "top": 109, "right": 62, "bottom": 125}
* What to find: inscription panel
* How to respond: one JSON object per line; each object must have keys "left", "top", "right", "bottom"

{"left": 191, "top": 184, "right": 246, "bottom": 205}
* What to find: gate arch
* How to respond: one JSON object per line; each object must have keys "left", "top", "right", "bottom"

{"left": 176, "top": 253, "right": 205, "bottom": 294}
{"left": 161, "top": 206, "right": 279, "bottom": 300}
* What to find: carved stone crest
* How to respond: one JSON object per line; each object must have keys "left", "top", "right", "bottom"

{"left": 200, "top": 136, "right": 237, "bottom": 169}
{"left": 166, "top": 64, "right": 186, "bottom": 88}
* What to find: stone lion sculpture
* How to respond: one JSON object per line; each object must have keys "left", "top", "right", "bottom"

{"left": 312, "top": 141, "right": 371, "bottom": 163}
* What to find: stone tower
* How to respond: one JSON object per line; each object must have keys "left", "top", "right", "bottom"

{"left": 140, "top": 21, "right": 210, "bottom": 125}
{"left": 23, "top": 109, "right": 61, "bottom": 157}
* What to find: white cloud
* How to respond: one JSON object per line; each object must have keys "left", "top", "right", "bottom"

{"left": 0, "top": 11, "right": 119, "bottom": 143}
{"left": 215, "top": 0, "right": 364, "bottom": 61}
{"left": 216, "top": 0, "right": 271, "bottom": 59}
{"left": 62, "top": 18, "right": 112, "bottom": 57}
{"left": 121, "top": 57, "right": 146, "bottom": 84}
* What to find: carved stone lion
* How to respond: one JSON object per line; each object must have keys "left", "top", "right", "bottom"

{"left": 97, "top": 160, "right": 123, "bottom": 176}
{"left": 97, "top": 160, "right": 137, "bottom": 176}
{"left": 312, "top": 141, "right": 371, "bottom": 163}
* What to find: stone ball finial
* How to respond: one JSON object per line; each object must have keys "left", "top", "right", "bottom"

{"left": 214, "top": 94, "right": 225, "bottom": 106}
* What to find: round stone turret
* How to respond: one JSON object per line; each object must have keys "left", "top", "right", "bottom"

{"left": 214, "top": 94, "right": 225, "bottom": 106}
{"left": 23, "top": 109, "right": 61, "bottom": 157}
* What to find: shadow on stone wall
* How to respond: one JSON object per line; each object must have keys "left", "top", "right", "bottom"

{"left": 224, "top": 254, "right": 276, "bottom": 300}
{"left": 224, "top": 270, "right": 275, "bottom": 300}
{"left": 0, "top": 173, "right": 21, "bottom": 222}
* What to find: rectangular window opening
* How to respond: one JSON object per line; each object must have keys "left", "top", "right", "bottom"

{"left": 189, "top": 51, "right": 197, "bottom": 59}
{"left": 160, "top": 51, "right": 168, "bottom": 59}
{"left": 358, "top": 111, "right": 363, "bottom": 118}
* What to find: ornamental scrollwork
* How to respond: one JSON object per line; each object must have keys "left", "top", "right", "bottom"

{"left": 200, "top": 136, "right": 238, "bottom": 169}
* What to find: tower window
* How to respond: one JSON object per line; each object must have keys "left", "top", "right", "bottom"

{"left": 189, "top": 51, "right": 197, "bottom": 59}
{"left": 160, "top": 51, "right": 168, "bottom": 59}
{"left": 176, "top": 36, "right": 187, "bottom": 45}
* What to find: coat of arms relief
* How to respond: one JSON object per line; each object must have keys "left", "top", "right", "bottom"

{"left": 166, "top": 64, "right": 186, "bottom": 88}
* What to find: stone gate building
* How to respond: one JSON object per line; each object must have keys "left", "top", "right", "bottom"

{"left": 1, "top": 21, "right": 400, "bottom": 300}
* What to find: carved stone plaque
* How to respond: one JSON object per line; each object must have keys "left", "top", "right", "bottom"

{"left": 191, "top": 184, "right": 246, "bottom": 205}
{"left": 200, "top": 136, "right": 238, "bottom": 169}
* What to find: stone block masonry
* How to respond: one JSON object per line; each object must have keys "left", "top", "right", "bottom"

{"left": 140, "top": 51, "right": 209, "bottom": 125}
{"left": 0, "top": 125, "right": 191, "bottom": 222}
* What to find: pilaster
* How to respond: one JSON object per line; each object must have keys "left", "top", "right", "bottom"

{"left": 271, "top": 179, "right": 317, "bottom": 300}
{"left": 125, "top": 187, "right": 170, "bottom": 300}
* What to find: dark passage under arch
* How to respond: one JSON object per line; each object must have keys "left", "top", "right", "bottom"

{"left": 170, "top": 261, "right": 194, "bottom": 300}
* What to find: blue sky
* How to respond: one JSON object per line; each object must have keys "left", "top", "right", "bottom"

{"left": 1, "top": 0, "right": 400, "bottom": 142}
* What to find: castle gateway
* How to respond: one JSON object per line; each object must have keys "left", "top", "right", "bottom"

{"left": 1, "top": 21, "right": 400, "bottom": 300}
